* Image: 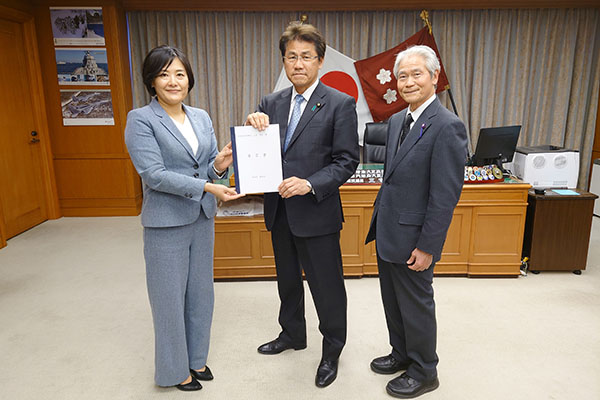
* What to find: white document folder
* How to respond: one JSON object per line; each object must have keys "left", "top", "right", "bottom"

{"left": 230, "top": 124, "right": 283, "bottom": 194}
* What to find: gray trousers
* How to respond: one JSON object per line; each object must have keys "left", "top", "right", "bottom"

{"left": 143, "top": 214, "right": 214, "bottom": 386}
{"left": 377, "top": 255, "right": 438, "bottom": 382}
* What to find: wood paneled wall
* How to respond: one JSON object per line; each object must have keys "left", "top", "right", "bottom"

{"left": 33, "top": 0, "right": 141, "bottom": 216}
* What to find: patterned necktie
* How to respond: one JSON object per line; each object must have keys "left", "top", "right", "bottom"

{"left": 284, "top": 94, "right": 305, "bottom": 152}
{"left": 397, "top": 113, "right": 414, "bottom": 153}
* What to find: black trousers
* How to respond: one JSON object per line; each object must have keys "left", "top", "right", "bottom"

{"left": 377, "top": 254, "right": 438, "bottom": 381}
{"left": 270, "top": 200, "right": 347, "bottom": 361}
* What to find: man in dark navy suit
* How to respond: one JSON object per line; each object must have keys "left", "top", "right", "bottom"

{"left": 245, "top": 21, "right": 359, "bottom": 388}
{"left": 366, "top": 45, "right": 468, "bottom": 398}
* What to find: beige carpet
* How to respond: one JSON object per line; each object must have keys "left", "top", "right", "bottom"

{"left": 0, "top": 216, "right": 599, "bottom": 399}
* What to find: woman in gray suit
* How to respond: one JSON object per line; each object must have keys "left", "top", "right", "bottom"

{"left": 125, "top": 46, "right": 242, "bottom": 391}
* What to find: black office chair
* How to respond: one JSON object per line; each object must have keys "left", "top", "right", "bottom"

{"left": 362, "top": 121, "right": 388, "bottom": 163}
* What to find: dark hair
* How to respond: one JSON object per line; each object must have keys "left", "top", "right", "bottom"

{"left": 279, "top": 22, "right": 326, "bottom": 60}
{"left": 142, "top": 45, "right": 195, "bottom": 96}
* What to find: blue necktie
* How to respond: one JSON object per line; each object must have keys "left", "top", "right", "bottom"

{"left": 284, "top": 94, "right": 304, "bottom": 152}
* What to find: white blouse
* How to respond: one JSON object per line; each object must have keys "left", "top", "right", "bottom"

{"left": 170, "top": 114, "right": 199, "bottom": 156}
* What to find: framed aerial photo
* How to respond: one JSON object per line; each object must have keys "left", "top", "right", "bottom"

{"left": 60, "top": 89, "right": 114, "bottom": 126}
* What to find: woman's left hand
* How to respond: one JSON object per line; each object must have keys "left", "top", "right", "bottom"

{"left": 214, "top": 142, "right": 233, "bottom": 173}
{"left": 204, "top": 182, "right": 244, "bottom": 202}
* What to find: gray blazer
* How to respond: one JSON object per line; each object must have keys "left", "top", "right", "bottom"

{"left": 125, "top": 98, "right": 221, "bottom": 228}
{"left": 366, "top": 97, "right": 468, "bottom": 264}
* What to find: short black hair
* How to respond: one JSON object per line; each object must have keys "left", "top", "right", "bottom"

{"left": 279, "top": 21, "right": 326, "bottom": 60}
{"left": 142, "top": 45, "right": 195, "bottom": 96}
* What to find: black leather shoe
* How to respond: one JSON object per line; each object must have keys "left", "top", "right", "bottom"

{"left": 315, "top": 359, "right": 338, "bottom": 388}
{"left": 175, "top": 376, "right": 202, "bottom": 391}
{"left": 386, "top": 372, "right": 439, "bottom": 398}
{"left": 257, "top": 338, "right": 307, "bottom": 355}
{"left": 190, "top": 366, "right": 213, "bottom": 381}
{"left": 370, "top": 354, "right": 410, "bottom": 375}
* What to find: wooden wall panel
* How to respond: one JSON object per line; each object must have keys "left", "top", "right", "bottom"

{"left": 33, "top": 0, "right": 141, "bottom": 216}
{"left": 0, "top": 0, "right": 34, "bottom": 13}
{"left": 54, "top": 159, "right": 135, "bottom": 199}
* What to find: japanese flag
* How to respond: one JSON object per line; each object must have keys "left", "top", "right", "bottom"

{"left": 273, "top": 45, "right": 373, "bottom": 145}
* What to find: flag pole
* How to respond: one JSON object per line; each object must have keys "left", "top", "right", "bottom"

{"left": 447, "top": 88, "right": 459, "bottom": 117}
{"left": 420, "top": 10, "right": 459, "bottom": 117}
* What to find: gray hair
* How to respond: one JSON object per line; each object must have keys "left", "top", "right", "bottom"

{"left": 393, "top": 45, "right": 440, "bottom": 79}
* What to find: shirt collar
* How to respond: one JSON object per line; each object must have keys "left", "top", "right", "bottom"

{"left": 291, "top": 79, "right": 319, "bottom": 103}
{"left": 407, "top": 93, "right": 436, "bottom": 124}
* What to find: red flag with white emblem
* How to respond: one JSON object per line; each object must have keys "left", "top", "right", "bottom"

{"left": 274, "top": 45, "right": 373, "bottom": 144}
{"left": 354, "top": 27, "right": 450, "bottom": 122}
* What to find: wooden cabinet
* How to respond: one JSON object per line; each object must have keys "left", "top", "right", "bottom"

{"left": 522, "top": 189, "right": 598, "bottom": 273}
{"left": 214, "top": 182, "right": 530, "bottom": 279}
{"left": 445, "top": 183, "right": 531, "bottom": 277}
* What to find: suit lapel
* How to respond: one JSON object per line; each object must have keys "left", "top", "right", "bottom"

{"left": 286, "top": 82, "right": 326, "bottom": 152}
{"left": 386, "top": 99, "right": 440, "bottom": 178}
{"left": 386, "top": 110, "right": 407, "bottom": 165}
{"left": 182, "top": 104, "right": 205, "bottom": 161}
{"left": 150, "top": 98, "right": 196, "bottom": 160}
{"left": 276, "top": 89, "right": 292, "bottom": 152}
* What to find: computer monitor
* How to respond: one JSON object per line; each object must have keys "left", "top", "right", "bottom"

{"left": 472, "top": 125, "right": 521, "bottom": 168}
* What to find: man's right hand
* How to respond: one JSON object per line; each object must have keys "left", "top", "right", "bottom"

{"left": 245, "top": 112, "right": 270, "bottom": 131}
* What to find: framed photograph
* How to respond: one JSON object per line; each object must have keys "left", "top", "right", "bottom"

{"left": 60, "top": 89, "right": 114, "bottom": 126}
{"left": 50, "top": 7, "right": 105, "bottom": 46}
{"left": 55, "top": 48, "right": 109, "bottom": 85}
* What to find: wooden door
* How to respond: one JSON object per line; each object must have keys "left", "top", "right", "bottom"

{"left": 0, "top": 17, "right": 47, "bottom": 238}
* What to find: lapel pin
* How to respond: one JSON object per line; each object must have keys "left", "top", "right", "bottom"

{"left": 419, "top": 124, "right": 426, "bottom": 138}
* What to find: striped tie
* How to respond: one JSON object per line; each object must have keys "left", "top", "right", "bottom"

{"left": 284, "top": 94, "right": 304, "bottom": 152}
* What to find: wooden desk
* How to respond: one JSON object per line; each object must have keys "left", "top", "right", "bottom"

{"left": 214, "top": 181, "right": 530, "bottom": 279}
{"left": 522, "top": 189, "right": 598, "bottom": 274}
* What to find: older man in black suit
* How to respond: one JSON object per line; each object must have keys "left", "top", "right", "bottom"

{"left": 366, "top": 45, "right": 468, "bottom": 398}
{"left": 245, "top": 22, "right": 359, "bottom": 388}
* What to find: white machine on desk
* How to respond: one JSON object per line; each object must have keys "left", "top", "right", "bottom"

{"left": 510, "top": 145, "right": 579, "bottom": 188}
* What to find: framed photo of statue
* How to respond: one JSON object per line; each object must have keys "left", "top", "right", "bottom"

{"left": 55, "top": 48, "right": 109, "bottom": 86}
{"left": 50, "top": 7, "right": 105, "bottom": 46}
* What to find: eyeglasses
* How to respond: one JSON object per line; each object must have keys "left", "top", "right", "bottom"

{"left": 283, "top": 55, "right": 319, "bottom": 64}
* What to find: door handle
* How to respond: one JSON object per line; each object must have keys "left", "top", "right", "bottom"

{"left": 29, "top": 131, "right": 40, "bottom": 144}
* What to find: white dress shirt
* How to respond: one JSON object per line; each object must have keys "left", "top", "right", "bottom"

{"left": 406, "top": 93, "right": 437, "bottom": 130}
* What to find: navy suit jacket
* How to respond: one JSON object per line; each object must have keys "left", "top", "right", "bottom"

{"left": 259, "top": 82, "right": 360, "bottom": 237}
{"left": 125, "top": 98, "right": 221, "bottom": 228}
{"left": 366, "top": 97, "right": 468, "bottom": 264}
